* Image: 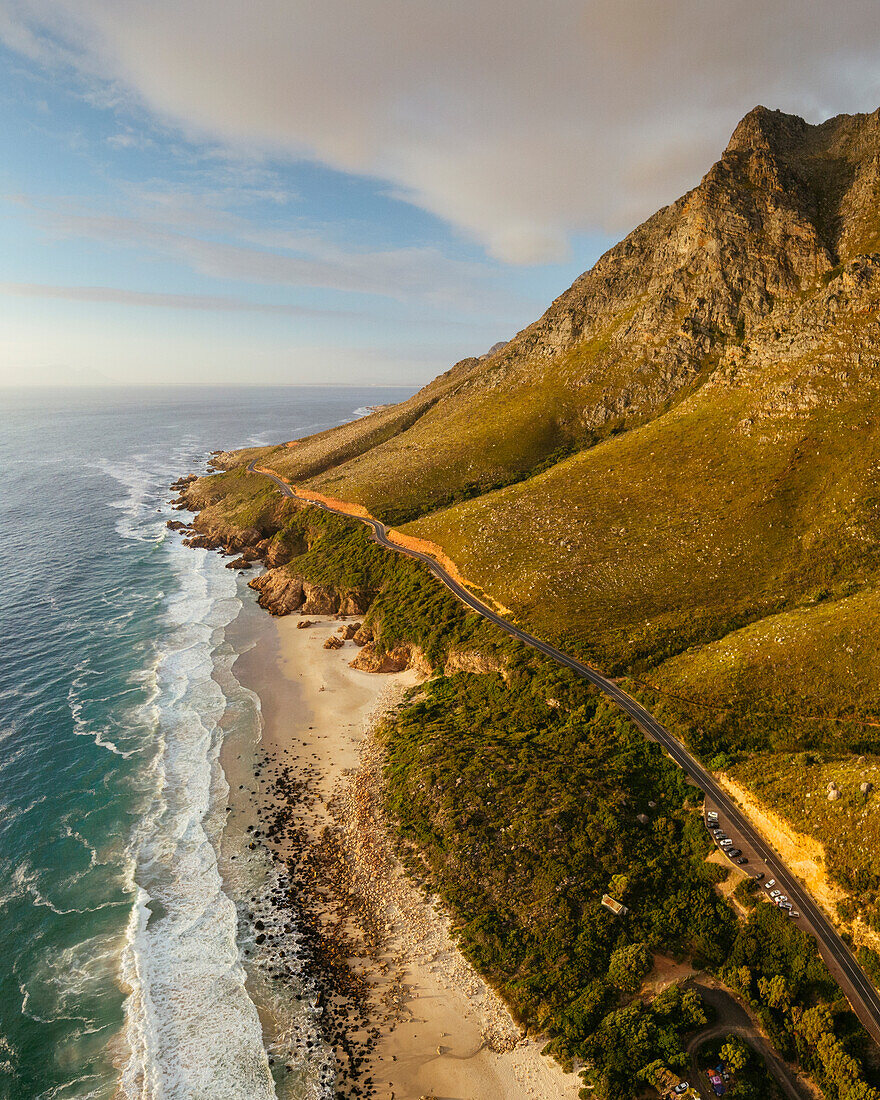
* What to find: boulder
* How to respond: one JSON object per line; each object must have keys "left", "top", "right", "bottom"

{"left": 324, "top": 636, "right": 344, "bottom": 650}
{"left": 861, "top": 782, "right": 874, "bottom": 794}
{"left": 226, "top": 557, "right": 252, "bottom": 570}
{"left": 828, "top": 788, "right": 841, "bottom": 801}
{"left": 353, "top": 624, "right": 374, "bottom": 646}
{"left": 166, "top": 519, "right": 189, "bottom": 531}
{"left": 297, "top": 620, "right": 314, "bottom": 629}
{"left": 338, "top": 622, "right": 362, "bottom": 640}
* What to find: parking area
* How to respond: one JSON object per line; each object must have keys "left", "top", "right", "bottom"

{"left": 703, "top": 802, "right": 804, "bottom": 925}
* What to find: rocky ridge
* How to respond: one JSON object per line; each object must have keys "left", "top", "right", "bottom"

{"left": 206, "top": 106, "right": 880, "bottom": 525}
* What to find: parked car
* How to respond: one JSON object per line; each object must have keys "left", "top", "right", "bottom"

{"left": 770, "top": 890, "right": 782, "bottom": 898}
{"left": 754, "top": 871, "right": 765, "bottom": 880}
{"left": 673, "top": 1084, "right": 690, "bottom": 1096}
{"left": 726, "top": 849, "right": 741, "bottom": 858}
{"left": 789, "top": 911, "right": 800, "bottom": 918}
{"left": 720, "top": 838, "right": 733, "bottom": 846}
{"left": 736, "top": 857, "right": 748, "bottom": 865}
{"left": 765, "top": 879, "right": 776, "bottom": 889}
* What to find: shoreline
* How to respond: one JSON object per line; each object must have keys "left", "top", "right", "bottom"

{"left": 230, "top": 601, "right": 583, "bottom": 1099}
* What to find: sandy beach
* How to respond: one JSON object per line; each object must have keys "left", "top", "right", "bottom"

{"left": 232, "top": 607, "right": 583, "bottom": 1100}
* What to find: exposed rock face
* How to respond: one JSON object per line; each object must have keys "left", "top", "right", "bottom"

{"left": 169, "top": 474, "right": 198, "bottom": 491}
{"left": 352, "top": 624, "right": 373, "bottom": 646}
{"left": 349, "top": 643, "right": 414, "bottom": 674}
{"left": 337, "top": 622, "right": 362, "bottom": 640}
{"left": 247, "top": 567, "right": 373, "bottom": 618}
{"left": 347, "top": 640, "right": 497, "bottom": 676}
{"left": 323, "top": 636, "right": 344, "bottom": 650}
{"left": 248, "top": 570, "right": 306, "bottom": 615}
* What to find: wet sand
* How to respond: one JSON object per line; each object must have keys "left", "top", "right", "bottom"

{"left": 232, "top": 607, "right": 583, "bottom": 1100}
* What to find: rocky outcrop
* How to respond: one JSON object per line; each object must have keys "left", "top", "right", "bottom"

{"left": 246, "top": 567, "right": 374, "bottom": 618}
{"left": 349, "top": 643, "right": 416, "bottom": 674}
{"left": 169, "top": 474, "right": 198, "bottom": 491}
{"left": 348, "top": 640, "right": 501, "bottom": 677}
{"left": 248, "top": 570, "right": 306, "bottom": 615}
{"left": 323, "top": 636, "right": 344, "bottom": 650}
{"left": 337, "top": 622, "right": 362, "bottom": 640}
{"left": 352, "top": 624, "right": 373, "bottom": 646}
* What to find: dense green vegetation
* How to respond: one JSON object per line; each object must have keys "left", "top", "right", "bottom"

{"left": 721, "top": 904, "right": 880, "bottom": 1099}
{"left": 377, "top": 656, "right": 879, "bottom": 1098}
{"left": 185, "top": 469, "right": 880, "bottom": 1099}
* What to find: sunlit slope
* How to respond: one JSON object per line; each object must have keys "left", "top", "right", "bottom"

{"left": 405, "top": 289, "right": 880, "bottom": 673}
{"left": 247, "top": 106, "right": 878, "bottom": 519}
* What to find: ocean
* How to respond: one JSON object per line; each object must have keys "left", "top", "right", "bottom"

{"left": 0, "top": 386, "right": 412, "bottom": 1100}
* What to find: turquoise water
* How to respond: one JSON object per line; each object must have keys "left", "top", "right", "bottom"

{"left": 0, "top": 387, "right": 411, "bottom": 1100}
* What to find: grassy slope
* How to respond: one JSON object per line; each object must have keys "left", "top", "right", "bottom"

{"left": 407, "top": 324, "right": 880, "bottom": 671}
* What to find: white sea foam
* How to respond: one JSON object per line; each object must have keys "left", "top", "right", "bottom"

{"left": 115, "top": 544, "right": 279, "bottom": 1100}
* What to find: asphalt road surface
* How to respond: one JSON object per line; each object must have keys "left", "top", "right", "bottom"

{"left": 248, "top": 460, "right": 880, "bottom": 1047}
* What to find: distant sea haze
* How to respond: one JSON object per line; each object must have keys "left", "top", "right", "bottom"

{"left": 0, "top": 386, "right": 411, "bottom": 1099}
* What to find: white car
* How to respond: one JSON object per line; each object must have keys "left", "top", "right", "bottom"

{"left": 789, "top": 911, "right": 800, "bottom": 918}
{"left": 765, "top": 880, "right": 776, "bottom": 889}
{"left": 770, "top": 890, "right": 782, "bottom": 898}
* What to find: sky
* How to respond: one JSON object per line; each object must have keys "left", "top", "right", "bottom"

{"left": 1, "top": 2, "right": 880, "bottom": 387}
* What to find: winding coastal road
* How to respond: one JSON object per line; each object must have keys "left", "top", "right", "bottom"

{"left": 248, "top": 460, "right": 880, "bottom": 1048}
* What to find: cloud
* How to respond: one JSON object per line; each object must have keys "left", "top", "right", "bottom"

{"left": 0, "top": 280, "right": 363, "bottom": 316}
{"left": 4, "top": 2, "right": 880, "bottom": 263}
{"left": 11, "top": 192, "right": 515, "bottom": 313}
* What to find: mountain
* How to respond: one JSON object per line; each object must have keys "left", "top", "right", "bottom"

{"left": 181, "top": 105, "right": 880, "bottom": 1090}
{"left": 220, "top": 105, "right": 880, "bottom": 687}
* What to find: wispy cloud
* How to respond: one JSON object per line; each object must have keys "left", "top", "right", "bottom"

{"left": 11, "top": 192, "right": 517, "bottom": 313}
{"left": 0, "top": 280, "right": 362, "bottom": 316}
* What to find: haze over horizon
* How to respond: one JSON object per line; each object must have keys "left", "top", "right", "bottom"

{"left": 2, "top": 1, "right": 880, "bottom": 386}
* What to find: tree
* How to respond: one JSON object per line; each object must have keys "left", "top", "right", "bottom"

{"left": 719, "top": 1035, "right": 749, "bottom": 1073}
{"left": 607, "top": 943, "right": 653, "bottom": 993}
{"left": 757, "top": 974, "right": 790, "bottom": 1010}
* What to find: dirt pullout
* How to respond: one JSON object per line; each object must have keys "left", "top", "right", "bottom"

{"left": 718, "top": 774, "right": 880, "bottom": 952}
